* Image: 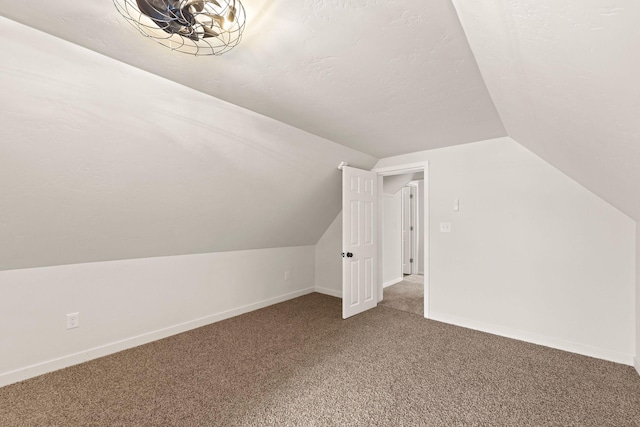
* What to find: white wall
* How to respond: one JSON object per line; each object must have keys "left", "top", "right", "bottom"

{"left": 453, "top": 1, "right": 640, "bottom": 222}
{"left": 376, "top": 137, "right": 636, "bottom": 364}
{"left": 383, "top": 192, "right": 403, "bottom": 286}
{"left": 314, "top": 214, "right": 342, "bottom": 298}
{"left": 0, "top": 18, "right": 376, "bottom": 271}
{"left": 0, "top": 246, "right": 315, "bottom": 387}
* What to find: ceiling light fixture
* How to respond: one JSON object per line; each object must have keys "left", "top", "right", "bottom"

{"left": 113, "top": 0, "right": 246, "bottom": 56}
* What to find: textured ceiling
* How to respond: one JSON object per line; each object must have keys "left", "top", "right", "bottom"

{"left": 0, "top": 17, "right": 377, "bottom": 270}
{"left": 0, "top": 0, "right": 505, "bottom": 159}
{"left": 453, "top": 0, "right": 640, "bottom": 221}
{"left": 2, "top": 1, "right": 638, "bottom": 271}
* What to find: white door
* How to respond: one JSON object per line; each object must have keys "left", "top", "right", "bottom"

{"left": 342, "top": 166, "right": 378, "bottom": 319}
{"left": 402, "top": 186, "right": 413, "bottom": 275}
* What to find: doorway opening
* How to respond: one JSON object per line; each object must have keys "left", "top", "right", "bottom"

{"left": 374, "top": 162, "right": 429, "bottom": 318}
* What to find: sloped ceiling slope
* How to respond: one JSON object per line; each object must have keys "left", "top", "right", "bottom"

{"left": 0, "top": 0, "right": 505, "bottom": 158}
{"left": 0, "top": 18, "right": 376, "bottom": 271}
{"left": 453, "top": 0, "right": 640, "bottom": 221}
{"left": 383, "top": 173, "right": 424, "bottom": 195}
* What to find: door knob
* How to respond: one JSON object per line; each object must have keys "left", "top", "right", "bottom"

{"left": 346, "top": 252, "right": 354, "bottom": 258}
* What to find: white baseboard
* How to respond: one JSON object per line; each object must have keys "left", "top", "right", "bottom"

{"left": 316, "top": 279, "right": 402, "bottom": 296}
{"left": 634, "top": 357, "right": 640, "bottom": 377}
{"left": 0, "top": 287, "right": 314, "bottom": 388}
{"left": 315, "top": 286, "right": 342, "bottom": 298}
{"left": 429, "top": 311, "right": 634, "bottom": 366}
{"left": 383, "top": 277, "right": 403, "bottom": 288}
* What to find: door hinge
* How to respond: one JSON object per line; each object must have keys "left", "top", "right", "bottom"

{"left": 410, "top": 226, "right": 414, "bottom": 231}
{"left": 410, "top": 194, "right": 414, "bottom": 199}
{"left": 410, "top": 258, "right": 413, "bottom": 263}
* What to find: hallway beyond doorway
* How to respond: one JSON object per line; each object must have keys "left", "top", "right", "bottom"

{"left": 379, "top": 274, "right": 424, "bottom": 316}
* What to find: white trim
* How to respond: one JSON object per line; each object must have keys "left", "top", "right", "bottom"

{"left": 423, "top": 165, "right": 429, "bottom": 319}
{"left": 377, "top": 175, "right": 385, "bottom": 303}
{"left": 634, "top": 357, "right": 640, "bottom": 377}
{"left": 383, "top": 277, "right": 403, "bottom": 288}
{"left": 373, "top": 162, "right": 428, "bottom": 175}
{"left": 0, "top": 287, "right": 314, "bottom": 388}
{"left": 430, "top": 311, "right": 634, "bottom": 366}
{"left": 315, "top": 286, "right": 342, "bottom": 298}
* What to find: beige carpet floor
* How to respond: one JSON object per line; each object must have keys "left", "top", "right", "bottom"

{"left": 379, "top": 274, "right": 424, "bottom": 316}
{"left": 1, "top": 293, "right": 640, "bottom": 426}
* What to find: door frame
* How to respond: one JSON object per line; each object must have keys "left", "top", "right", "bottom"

{"left": 373, "top": 161, "right": 430, "bottom": 318}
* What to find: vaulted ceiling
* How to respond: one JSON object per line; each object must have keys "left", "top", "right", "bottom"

{"left": 0, "top": 1, "right": 637, "bottom": 270}
{"left": 0, "top": 16, "right": 377, "bottom": 270}
{"left": 453, "top": 0, "right": 640, "bottom": 222}
{"left": 0, "top": 0, "right": 505, "bottom": 158}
